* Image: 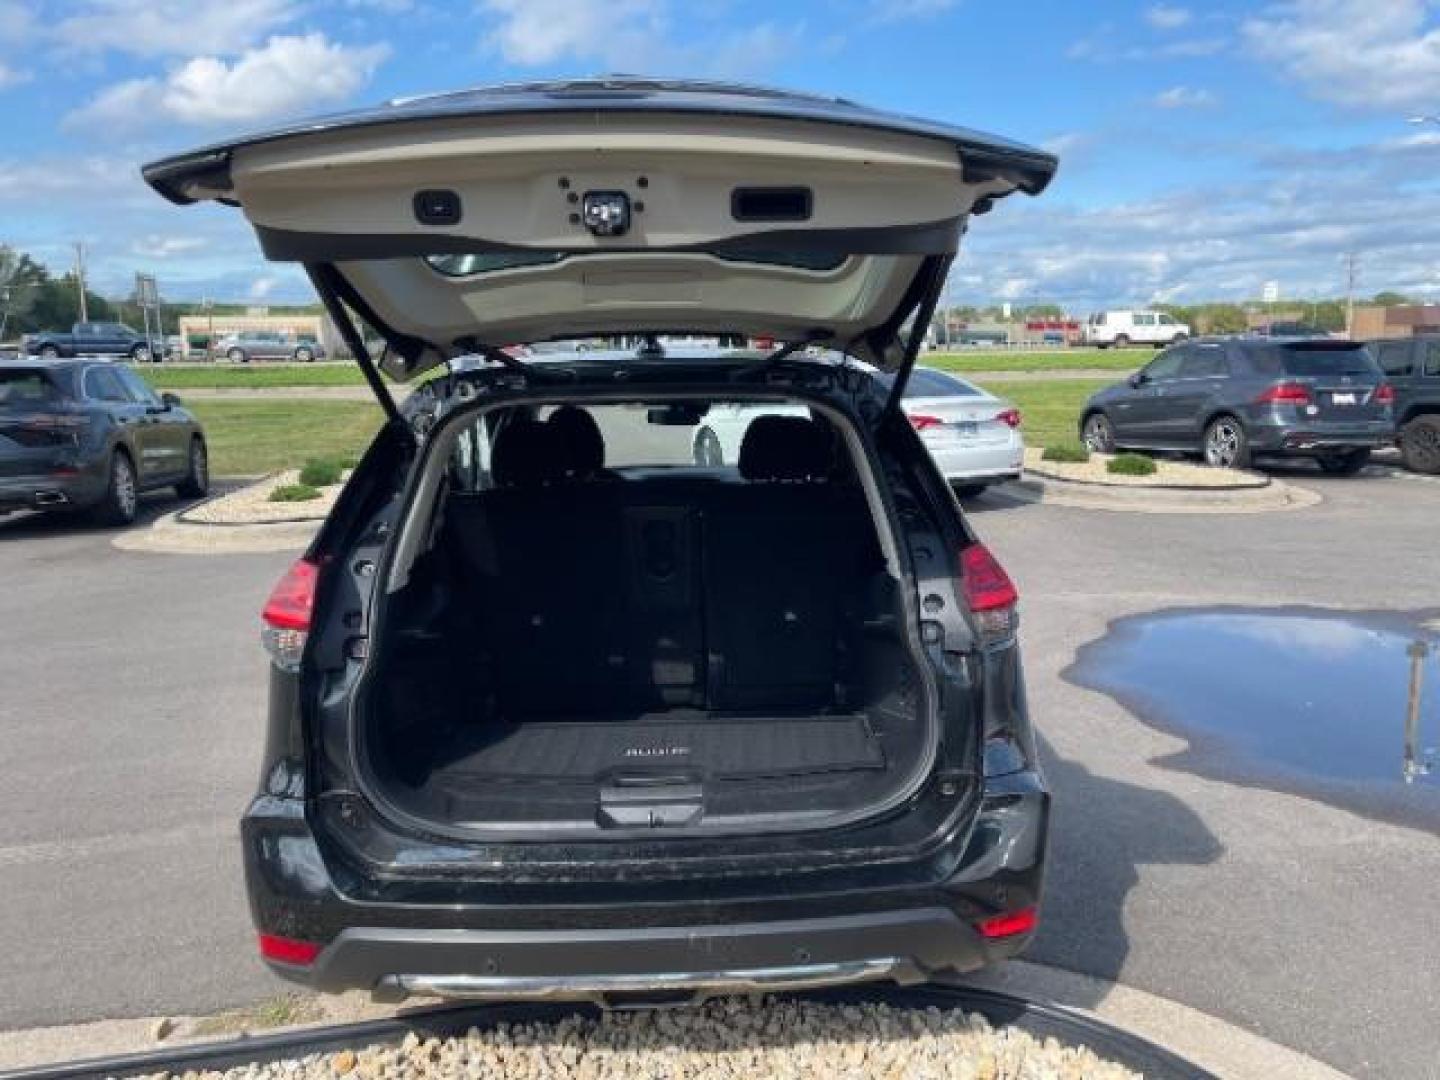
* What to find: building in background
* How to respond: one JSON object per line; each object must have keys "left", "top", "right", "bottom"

{"left": 1350, "top": 305, "right": 1440, "bottom": 340}
{"left": 174, "top": 311, "right": 340, "bottom": 359}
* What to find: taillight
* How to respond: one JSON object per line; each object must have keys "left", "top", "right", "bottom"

{"left": 976, "top": 906, "right": 1038, "bottom": 939}
{"left": 1256, "top": 382, "right": 1311, "bottom": 406}
{"left": 960, "top": 543, "right": 1018, "bottom": 646}
{"left": 261, "top": 557, "right": 318, "bottom": 672}
{"left": 1374, "top": 383, "right": 1396, "bottom": 406}
{"left": 996, "top": 408, "right": 1022, "bottom": 428}
{"left": 909, "top": 413, "right": 945, "bottom": 432}
{"left": 258, "top": 932, "right": 322, "bottom": 966}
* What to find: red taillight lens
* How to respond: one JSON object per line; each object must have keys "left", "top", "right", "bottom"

{"left": 1374, "top": 383, "right": 1396, "bottom": 406}
{"left": 261, "top": 558, "right": 318, "bottom": 671}
{"left": 976, "top": 906, "right": 1038, "bottom": 939}
{"left": 1256, "top": 382, "right": 1311, "bottom": 406}
{"left": 996, "top": 408, "right": 1022, "bottom": 428}
{"left": 960, "top": 543, "right": 1018, "bottom": 646}
{"left": 909, "top": 412, "right": 945, "bottom": 432}
{"left": 258, "top": 932, "right": 322, "bottom": 966}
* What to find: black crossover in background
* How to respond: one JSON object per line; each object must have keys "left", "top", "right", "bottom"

{"left": 0, "top": 360, "right": 209, "bottom": 524}
{"left": 1081, "top": 337, "right": 1394, "bottom": 473}
{"left": 1366, "top": 336, "right": 1440, "bottom": 474}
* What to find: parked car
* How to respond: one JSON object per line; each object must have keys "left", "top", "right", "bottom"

{"left": 1081, "top": 309, "right": 1189, "bottom": 348}
{"left": 145, "top": 78, "right": 1057, "bottom": 1005}
{"left": 1365, "top": 337, "right": 1440, "bottom": 473}
{"left": 23, "top": 321, "right": 157, "bottom": 361}
{"left": 0, "top": 359, "right": 208, "bottom": 523}
{"left": 217, "top": 330, "right": 325, "bottom": 363}
{"left": 1080, "top": 337, "right": 1394, "bottom": 473}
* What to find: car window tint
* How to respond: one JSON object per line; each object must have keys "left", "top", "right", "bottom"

{"left": 904, "top": 370, "right": 979, "bottom": 397}
{"left": 1178, "top": 348, "right": 1226, "bottom": 378}
{"left": 85, "top": 367, "right": 130, "bottom": 402}
{"left": 1144, "top": 350, "right": 1184, "bottom": 380}
{"left": 1425, "top": 341, "right": 1440, "bottom": 376}
{"left": 0, "top": 370, "right": 59, "bottom": 404}
{"left": 1268, "top": 345, "right": 1378, "bottom": 376}
{"left": 1374, "top": 342, "right": 1413, "bottom": 376}
{"left": 114, "top": 365, "right": 160, "bottom": 405}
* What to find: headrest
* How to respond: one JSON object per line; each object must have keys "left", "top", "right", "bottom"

{"left": 490, "top": 415, "right": 566, "bottom": 487}
{"left": 738, "top": 415, "right": 836, "bottom": 482}
{"left": 547, "top": 405, "right": 606, "bottom": 478}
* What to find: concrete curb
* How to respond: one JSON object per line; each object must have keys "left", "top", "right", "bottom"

{"left": 110, "top": 508, "right": 318, "bottom": 555}
{"left": 1024, "top": 463, "right": 1272, "bottom": 492}
{"left": 950, "top": 960, "right": 1352, "bottom": 1080}
{"left": 1002, "top": 476, "right": 1321, "bottom": 515}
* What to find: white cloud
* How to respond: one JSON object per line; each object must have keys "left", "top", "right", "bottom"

{"left": 479, "top": 0, "right": 809, "bottom": 76}
{"left": 0, "top": 1, "right": 34, "bottom": 43}
{"left": 249, "top": 275, "right": 278, "bottom": 299}
{"left": 1153, "top": 85, "right": 1217, "bottom": 109}
{"left": 1144, "top": 4, "right": 1191, "bottom": 29}
{"left": 0, "top": 61, "right": 28, "bottom": 89}
{"left": 131, "top": 235, "right": 207, "bottom": 258}
{"left": 482, "top": 0, "right": 664, "bottom": 66}
{"left": 66, "top": 33, "right": 390, "bottom": 134}
{"left": 54, "top": 0, "right": 298, "bottom": 58}
{"left": 1068, "top": 28, "right": 1225, "bottom": 61}
{"left": 1244, "top": 0, "right": 1440, "bottom": 110}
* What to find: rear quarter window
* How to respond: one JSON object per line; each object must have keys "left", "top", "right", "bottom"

{"left": 0, "top": 370, "right": 60, "bottom": 405}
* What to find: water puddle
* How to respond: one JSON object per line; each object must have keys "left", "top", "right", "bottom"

{"left": 1067, "top": 608, "right": 1439, "bottom": 830}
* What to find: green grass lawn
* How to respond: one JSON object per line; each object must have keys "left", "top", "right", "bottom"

{"left": 140, "top": 349, "right": 1147, "bottom": 390}
{"left": 977, "top": 378, "right": 1112, "bottom": 447}
{"left": 188, "top": 400, "right": 384, "bottom": 477}
{"left": 142, "top": 363, "right": 370, "bottom": 390}
{"left": 925, "top": 348, "right": 1146, "bottom": 374}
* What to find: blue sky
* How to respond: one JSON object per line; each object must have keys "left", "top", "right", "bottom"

{"left": 5, "top": 0, "right": 1440, "bottom": 311}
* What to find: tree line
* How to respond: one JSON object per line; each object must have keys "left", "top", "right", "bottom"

{"left": 0, "top": 245, "right": 323, "bottom": 339}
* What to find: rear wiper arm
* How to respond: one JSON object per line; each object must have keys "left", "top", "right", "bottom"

{"left": 731, "top": 331, "right": 832, "bottom": 381}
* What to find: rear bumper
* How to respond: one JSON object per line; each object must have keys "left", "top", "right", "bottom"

{"left": 924, "top": 438, "right": 1024, "bottom": 484}
{"left": 1248, "top": 422, "right": 1394, "bottom": 455}
{"left": 0, "top": 469, "right": 106, "bottom": 512}
{"left": 244, "top": 775, "right": 1048, "bottom": 1002}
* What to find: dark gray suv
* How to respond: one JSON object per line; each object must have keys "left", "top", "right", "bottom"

{"left": 1081, "top": 337, "right": 1395, "bottom": 473}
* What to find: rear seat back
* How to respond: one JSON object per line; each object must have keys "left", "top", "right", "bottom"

{"left": 442, "top": 412, "right": 879, "bottom": 719}
{"left": 704, "top": 416, "right": 877, "bottom": 710}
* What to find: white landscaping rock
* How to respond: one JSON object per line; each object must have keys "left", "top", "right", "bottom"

{"left": 128, "top": 999, "right": 1143, "bottom": 1079}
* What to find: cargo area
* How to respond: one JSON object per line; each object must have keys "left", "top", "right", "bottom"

{"left": 356, "top": 404, "right": 940, "bottom": 835}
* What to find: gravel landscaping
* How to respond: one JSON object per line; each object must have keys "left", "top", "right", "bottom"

{"left": 130, "top": 999, "right": 1141, "bottom": 1080}
{"left": 1023, "top": 448, "right": 1264, "bottom": 489}
{"left": 182, "top": 470, "right": 346, "bottom": 524}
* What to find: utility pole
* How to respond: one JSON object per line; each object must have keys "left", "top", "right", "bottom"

{"left": 73, "top": 241, "right": 88, "bottom": 323}
{"left": 1344, "top": 251, "right": 1358, "bottom": 338}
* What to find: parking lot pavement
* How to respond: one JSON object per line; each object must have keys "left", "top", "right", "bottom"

{"left": 3, "top": 469, "right": 1438, "bottom": 1077}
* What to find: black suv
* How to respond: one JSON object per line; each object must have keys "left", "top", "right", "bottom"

{"left": 1365, "top": 337, "right": 1440, "bottom": 474}
{"left": 1081, "top": 337, "right": 1394, "bottom": 472}
{"left": 147, "top": 80, "right": 1056, "bottom": 1005}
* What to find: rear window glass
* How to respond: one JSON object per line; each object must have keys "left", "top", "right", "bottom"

{"left": 447, "top": 400, "right": 832, "bottom": 490}
{"left": 1250, "top": 345, "right": 1379, "bottom": 377}
{"left": 426, "top": 250, "right": 846, "bottom": 277}
{"left": 903, "top": 369, "right": 980, "bottom": 397}
{"left": 0, "top": 370, "right": 59, "bottom": 405}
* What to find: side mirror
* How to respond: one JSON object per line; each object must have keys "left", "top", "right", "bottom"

{"left": 1127, "top": 372, "right": 1147, "bottom": 389}
{"left": 161, "top": 391, "right": 183, "bottom": 408}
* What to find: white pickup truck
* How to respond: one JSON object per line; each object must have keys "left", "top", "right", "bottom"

{"left": 1083, "top": 309, "right": 1189, "bottom": 348}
